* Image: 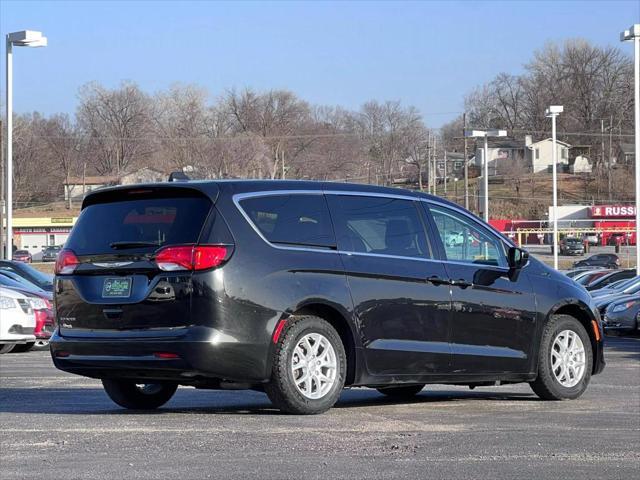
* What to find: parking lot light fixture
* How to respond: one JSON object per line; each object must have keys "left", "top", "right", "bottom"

{"left": 464, "top": 129, "right": 507, "bottom": 222}
{"left": 4, "top": 31, "right": 47, "bottom": 259}
{"left": 545, "top": 105, "right": 563, "bottom": 271}
{"left": 620, "top": 24, "right": 640, "bottom": 274}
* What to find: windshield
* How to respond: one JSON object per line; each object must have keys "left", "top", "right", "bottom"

{"left": 0, "top": 273, "right": 43, "bottom": 293}
{"left": 13, "top": 263, "right": 53, "bottom": 288}
{"left": 609, "top": 276, "right": 640, "bottom": 291}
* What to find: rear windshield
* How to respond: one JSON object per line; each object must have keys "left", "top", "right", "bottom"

{"left": 66, "top": 195, "right": 211, "bottom": 255}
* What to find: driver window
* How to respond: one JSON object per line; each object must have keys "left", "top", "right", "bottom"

{"left": 429, "top": 205, "right": 506, "bottom": 267}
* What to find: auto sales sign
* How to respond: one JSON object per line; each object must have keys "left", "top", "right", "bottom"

{"left": 590, "top": 205, "right": 636, "bottom": 218}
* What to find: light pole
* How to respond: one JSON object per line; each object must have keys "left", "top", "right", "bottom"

{"left": 621, "top": 24, "right": 640, "bottom": 274}
{"left": 4, "top": 31, "right": 47, "bottom": 259}
{"left": 464, "top": 129, "right": 507, "bottom": 222}
{"left": 545, "top": 105, "right": 563, "bottom": 270}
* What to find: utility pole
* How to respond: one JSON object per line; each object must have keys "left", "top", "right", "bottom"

{"left": 608, "top": 115, "right": 613, "bottom": 202}
{"left": 433, "top": 135, "right": 437, "bottom": 196}
{"left": 463, "top": 113, "right": 469, "bottom": 210}
{"left": 427, "top": 130, "right": 432, "bottom": 194}
{"left": 443, "top": 150, "right": 447, "bottom": 195}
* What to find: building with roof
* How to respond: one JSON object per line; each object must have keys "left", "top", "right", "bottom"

{"left": 474, "top": 137, "right": 527, "bottom": 176}
{"left": 526, "top": 137, "right": 572, "bottom": 173}
{"left": 616, "top": 143, "right": 635, "bottom": 164}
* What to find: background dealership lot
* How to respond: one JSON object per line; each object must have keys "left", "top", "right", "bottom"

{"left": 1, "top": 336, "right": 639, "bottom": 479}
{"left": 2, "top": 1, "right": 640, "bottom": 479}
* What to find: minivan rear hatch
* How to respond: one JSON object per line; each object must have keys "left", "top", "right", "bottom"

{"left": 56, "top": 185, "right": 219, "bottom": 336}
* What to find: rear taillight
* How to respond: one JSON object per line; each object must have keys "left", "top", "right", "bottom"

{"left": 154, "top": 245, "right": 230, "bottom": 272}
{"left": 55, "top": 249, "right": 80, "bottom": 275}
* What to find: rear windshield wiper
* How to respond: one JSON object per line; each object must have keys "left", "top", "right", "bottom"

{"left": 109, "top": 241, "right": 161, "bottom": 250}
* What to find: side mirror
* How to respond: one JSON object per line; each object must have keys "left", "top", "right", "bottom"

{"left": 508, "top": 247, "right": 529, "bottom": 270}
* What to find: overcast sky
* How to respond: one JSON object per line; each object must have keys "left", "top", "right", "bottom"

{"left": 1, "top": 0, "right": 638, "bottom": 127}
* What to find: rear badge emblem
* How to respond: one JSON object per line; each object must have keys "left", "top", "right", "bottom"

{"left": 93, "top": 262, "right": 133, "bottom": 268}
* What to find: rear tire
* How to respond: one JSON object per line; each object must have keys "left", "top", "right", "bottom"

{"left": 101, "top": 379, "right": 178, "bottom": 409}
{"left": 530, "top": 315, "right": 592, "bottom": 400}
{"left": 0, "top": 344, "right": 15, "bottom": 354}
{"left": 265, "top": 315, "right": 346, "bottom": 414}
{"left": 376, "top": 384, "right": 425, "bottom": 398}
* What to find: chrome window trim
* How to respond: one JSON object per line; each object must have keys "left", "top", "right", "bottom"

{"left": 232, "top": 189, "right": 515, "bottom": 270}
{"left": 338, "top": 249, "right": 441, "bottom": 264}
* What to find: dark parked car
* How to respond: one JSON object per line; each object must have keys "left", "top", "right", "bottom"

{"left": 585, "top": 269, "right": 636, "bottom": 291}
{"left": 41, "top": 246, "right": 62, "bottom": 262}
{"left": 0, "top": 261, "right": 54, "bottom": 292}
{"left": 603, "top": 296, "right": 640, "bottom": 333}
{"left": 558, "top": 238, "right": 584, "bottom": 256}
{"left": 12, "top": 250, "right": 32, "bottom": 263}
{"left": 573, "top": 254, "right": 620, "bottom": 270}
{"left": 50, "top": 181, "right": 605, "bottom": 414}
{"left": 574, "top": 269, "right": 612, "bottom": 287}
{"left": 593, "top": 279, "right": 640, "bottom": 315}
{"left": 591, "top": 276, "right": 640, "bottom": 298}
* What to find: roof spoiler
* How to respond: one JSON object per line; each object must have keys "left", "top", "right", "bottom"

{"left": 168, "top": 171, "right": 191, "bottom": 182}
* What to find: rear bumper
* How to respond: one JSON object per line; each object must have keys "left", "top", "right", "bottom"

{"left": 49, "top": 326, "right": 272, "bottom": 384}
{"left": 0, "top": 334, "right": 36, "bottom": 344}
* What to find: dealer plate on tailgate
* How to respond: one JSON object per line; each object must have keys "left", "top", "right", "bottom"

{"left": 102, "top": 277, "right": 132, "bottom": 298}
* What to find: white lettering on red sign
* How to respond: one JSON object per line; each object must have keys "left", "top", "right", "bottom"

{"left": 591, "top": 206, "right": 636, "bottom": 218}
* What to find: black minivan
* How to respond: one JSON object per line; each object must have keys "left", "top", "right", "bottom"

{"left": 50, "top": 181, "right": 605, "bottom": 414}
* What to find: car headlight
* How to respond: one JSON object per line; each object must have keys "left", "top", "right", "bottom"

{"left": 28, "top": 297, "right": 48, "bottom": 310}
{"left": 0, "top": 296, "right": 17, "bottom": 309}
{"left": 611, "top": 301, "right": 637, "bottom": 313}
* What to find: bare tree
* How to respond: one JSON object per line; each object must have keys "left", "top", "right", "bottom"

{"left": 77, "top": 81, "right": 153, "bottom": 175}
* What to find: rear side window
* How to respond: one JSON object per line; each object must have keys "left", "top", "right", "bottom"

{"left": 326, "top": 195, "right": 430, "bottom": 259}
{"left": 66, "top": 194, "right": 212, "bottom": 255}
{"left": 239, "top": 194, "right": 335, "bottom": 248}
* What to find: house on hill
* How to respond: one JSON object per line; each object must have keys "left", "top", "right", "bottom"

{"left": 526, "top": 137, "right": 571, "bottom": 173}
{"left": 474, "top": 138, "right": 527, "bottom": 176}
{"left": 616, "top": 143, "right": 635, "bottom": 164}
{"left": 63, "top": 167, "right": 167, "bottom": 200}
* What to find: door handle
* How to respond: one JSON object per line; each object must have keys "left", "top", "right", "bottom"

{"left": 450, "top": 279, "right": 473, "bottom": 289}
{"left": 427, "top": 276, "right": 450, "bottom": 286}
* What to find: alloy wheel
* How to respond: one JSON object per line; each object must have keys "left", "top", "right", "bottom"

{"left": 550, "top": 329, "right": 586, "bottom": 388}
{"left": 291, "top": 333, "right": 337, "bottom": 400}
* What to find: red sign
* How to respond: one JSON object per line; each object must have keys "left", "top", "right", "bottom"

{"left": 590, "top": 205, "right": 636, "bottom": 218}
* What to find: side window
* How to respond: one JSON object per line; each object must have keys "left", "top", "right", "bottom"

{"left": 239, "top": 194, "right": 335, "bottom": 248}
{"left": 327, "top": 195, "right": 430, "bottom": 259}
{"left": 428, "top": 205, "right": 506, "bottom": 267}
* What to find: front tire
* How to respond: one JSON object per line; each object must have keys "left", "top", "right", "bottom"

{"left": 376, "top": 384, "right": 425, "bottom": 398}
{"left": 265, "top": 315, "right": 346, "bottom": 414}
{"left": 101, "top": 379, "right": 178, "bottom": 409}
{"left": 530, "top": 315, "right": 592, "bottom": 400}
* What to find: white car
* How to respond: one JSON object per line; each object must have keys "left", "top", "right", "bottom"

{"left": 0, "top": 287, "right": 36, "bottom": 354}
{"left": 444, "top": 231, "right": 464, "bottom": 247}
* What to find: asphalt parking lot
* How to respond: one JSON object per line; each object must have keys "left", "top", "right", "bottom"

{"left": 1, "top": 336, "right": 639, "bottom": 480}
